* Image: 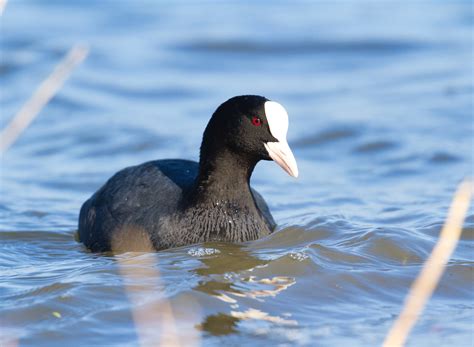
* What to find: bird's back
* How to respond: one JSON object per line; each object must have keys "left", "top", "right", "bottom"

{"left": 78, "top": 159, "right": 198, "bottom": 251}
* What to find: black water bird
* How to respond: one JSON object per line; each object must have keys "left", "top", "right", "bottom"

{"left": 78, "top": 95, "right": 298, "bottom": 252}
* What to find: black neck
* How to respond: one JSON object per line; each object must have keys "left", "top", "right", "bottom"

{"left": 187, "top": 146, "right": 258, "bottom": 206}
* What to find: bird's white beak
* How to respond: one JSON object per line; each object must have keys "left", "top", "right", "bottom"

{"left": 263, "top": 100, "right": 298, "bottom": 178}
{"left": 264, "top": 141, "right": 298, "bottom": 178}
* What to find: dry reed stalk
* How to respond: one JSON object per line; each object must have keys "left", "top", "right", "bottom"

{"left": 116, "top": 253, "right": 180, "bottom": 347}
{"left": 116, "top": 250, "right": 200, "bottom": 347}
{"left": 0, "top": 0, "right": 7, "bottom": 15}
{"left": 0, "top": 329, "right": 18, "bottom": 347}
{"left": 0, "top": 45, "right": 89, "bottom": 153}
{"left": 382, "top": 178, "right": 473, "bottom": 347}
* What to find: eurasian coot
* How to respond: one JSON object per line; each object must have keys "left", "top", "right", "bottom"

{"left": 78, "top": 95, "right": 298, "bottom": 252}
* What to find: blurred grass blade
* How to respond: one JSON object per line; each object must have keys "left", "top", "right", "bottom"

{"left": 117, "top": 253, "right": 182, "bottom": 347}
{"left": 382, "top": 178, "right": 473, "bottom": 347}
{"left": 0, "top": 44, "right": 89, "bottom": 153}
{"left": 113, "top": 236, "right": 200, "bottom": 347}
{"left": 0, "top": 0, "right": 7, "bottom": 15}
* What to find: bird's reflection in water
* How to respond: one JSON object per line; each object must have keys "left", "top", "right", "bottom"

{"left": 191, "top": 242, "right": 297, "bottom": 336}
{"left": 198, "top": 313, "right": 240, "bottom": 336}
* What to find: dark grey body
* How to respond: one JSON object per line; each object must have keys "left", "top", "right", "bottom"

{"left": 78, "top": 159, "right": 275, "bottom": 252}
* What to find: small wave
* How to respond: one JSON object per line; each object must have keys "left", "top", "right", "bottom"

{"left": 293, "top": 127, "right": 359, "bottom": 148}
{"left": 353, "top": 140, "right": 397, "bottom": 154}
{"left": 178, "top": 39, "right": 428, "bottom": 55}
{"left": 77, "top": 79, "right": 202, "bottom": 101}
{"left": 428, "top": 151, "right": 460, "bottom": 164}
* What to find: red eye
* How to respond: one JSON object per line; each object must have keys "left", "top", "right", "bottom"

{"left": 251, "top": 116, "right": 262, "bottom": 126}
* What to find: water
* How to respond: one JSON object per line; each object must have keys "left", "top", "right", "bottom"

{"left": 1, "top": 1, "right": 473, "bottom": 346}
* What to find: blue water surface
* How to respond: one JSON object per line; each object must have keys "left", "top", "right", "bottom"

{"left": 1, "top": 1, "right": 473, "bottom": 346}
